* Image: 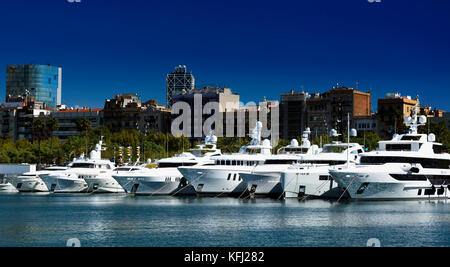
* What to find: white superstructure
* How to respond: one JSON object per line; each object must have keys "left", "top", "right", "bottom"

{"left": 178, "top": 121, "right": 274, "bottom": 196}
{"left": 330, "top": 98, "right": 450, "bottom": 200}
{"left": 112, "top": 134, "right": 222, "bottom": 195}
{"left": 281, "top": 141, "right": 365, "bottom": 199}
{"left": 239, "top": 128, "right": 320, "bottom": 197}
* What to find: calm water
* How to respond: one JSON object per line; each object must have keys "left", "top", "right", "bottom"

{"left": 0, "top": 193, "right": 449, "bottom": 247}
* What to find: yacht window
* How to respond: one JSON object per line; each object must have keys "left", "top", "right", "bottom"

{"left": 72, "top": 163, "right": 95, "bottom": 168}
{"left": 233, "top": 174, "right": 237, "bottom": 181}
{"left": 322, "top": 146, "right": 347, "bottom": 153}
{"left": 299, "top": 160, "right": 347, "bottom": 166}
{"left": 226, "top": 160, "right": 231, "bottom": 165}
{"left": 158, "top": 162, "right": 197, "bottom": 168}
{"left": 245, "top": 148, "right": 261, "bottom": 154}
{"left": 264, "top": 159, "right": 298, "bottom": 165}
{"left": 360, "top": 156, "right": 450, "bottom": 169}
{"left": 283, "top": 147, "right": 310, "bottom": 154}
{"left": 227, "top": 174, "right": 231, "bottom": 180}
{"left": 433, "top": 145, "right": 445, "bottom": 154}
{"left": 319, "top": 175, "right": 331, "bottom": 181}
{"left": 358, "top": 149, "right": 364, "bottom": 154}
{"left": 401, "top": 136, "right": 421, "bottom": 141}
{"left": 232, "top": 160, "right": 236, "bottom": 166}
{"left": 386, "top": 144, "right": 412, "bottom": 151}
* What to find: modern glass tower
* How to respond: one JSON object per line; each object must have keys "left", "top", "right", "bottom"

{"left": 6, "top": 64, "right": 62, "bottom": 108}
{"left": 166, "top": 65, "right": 194, "bottom": 109}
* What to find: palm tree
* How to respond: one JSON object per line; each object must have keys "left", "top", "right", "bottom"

{"left": 76, "top": 118, "right": 92, "bottom": 156}
{"left": 33, "top": 117, "right": 45, "bottom": 170}
{"left": 46, "top": 117, "right": 59, "bottom": 164}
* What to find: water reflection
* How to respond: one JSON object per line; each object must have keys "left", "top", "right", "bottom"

{"left": 0, "top": 194, "right": 448, "bottom": 247}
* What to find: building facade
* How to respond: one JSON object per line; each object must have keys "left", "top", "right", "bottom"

{"left": 171, "top": 87, "right": 240, "bottom": 139}
{"left": 103, "top": 94, "right": 142, "bottom": 132}
{"left": 166, "top": 65, "right": 195, "bottom": 109}
{"left": 280, "top": 90, "right": 308, "bottom": 140}
{"left": 306, "top": 86, "right": 372, "bottom": 137}
{"left": 51, "top": 108, "right": 103, "bottom": 141}
{"left": 140, "top": 100, "right": 171, "bottom": 134}
{"left": 0, "top": 95, "right": 50, "bottom": 141}
{"left": 6, "top": 64, "right": 62, "bottom": 108}
{"left": 377, "top": 93, "right": 418, "bottom": 136}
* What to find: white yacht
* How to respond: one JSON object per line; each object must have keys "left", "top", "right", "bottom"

{"left": 281, "top": 125, "right": 365, "bottom": 199}
{"left": 239, "top": 128, "right": 320, "bottom": 197}
{"left": 10, "top": 172, "right": 49, "bottom": 192}
{"left": 44, "top": 139, "right": 125, "bottom": 193}
{"left": 112, "top": 134, "right": 222, "bottom": 195}
{"left": 178, "top": 121, "right": 273, "bottom": 196}
{"left": 0, "top": 177, "right": 18, "bottom": 193}
{"left": 0, "top": 164, "right": 36, "bottom": 193}
{"left": 330, "top": 100, "right": 450, "bottom": 200}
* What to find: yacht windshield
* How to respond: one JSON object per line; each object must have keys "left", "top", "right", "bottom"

{"left": 360, "top": 156, "right": 450, "bottom": 169}
{"left": 264, "top": 159, "right": 299, "bottom": 165}
{"left": 400, "top": 136, "right": 421, "bottom": 141}
{"left": 322, "top": 146, "right": 347, "bottom": 153}
{"left": 282, "top": 147, "right": 309, "bottom": 154}
{"left": 71, "top": 163, "right": 96, "bottom": 168}
{"left": 114, "top": 167, "right": 140, "bottom": 171}
{"left": 244, "top": 148, "right": 261, "bottom": 154}
{"left": 158, "top": 162, "right": 198, "bottom": 168}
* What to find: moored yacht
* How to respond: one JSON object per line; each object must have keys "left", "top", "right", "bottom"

{"left": 178, "top": 121, "right": 273, "bottom": 196}
{"left": 239, "top": 128, "right": 320, "bottom": 197}
{"left": 0, "top": 180, "right": 17, "bottom": 193}
{"left": 112, "top": 134, "right": 222, "bottom": 195}
{"left": 281, "top": 126, "right": 364, "bottom": 199}
{"left": 330, "top": 100, "right": 450, "bottom": 200}
{"left": 10, "top": 172, "right": 49, "bottom": 192}
{"left": 43, "top": 139, "right": 124, "bottom": 193}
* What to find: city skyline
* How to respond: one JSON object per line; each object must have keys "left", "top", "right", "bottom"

{"left": 0, "top": 0, "right": 449, "bottom": 111}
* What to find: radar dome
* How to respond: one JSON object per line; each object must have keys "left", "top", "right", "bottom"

{"left": 419, "top": 115, "right": 427, "bottom": 124}
{"left": 330, "top": 129, "right": 338, "bottom": 137}
{"left": 350, "top": 129, "right": 358, "bottom": 137}
{"left": 290, "top": 139, "right": 299, "bottom": 147}
{"left": 210, "top": 135, "right": 218, "bottom": 143}
{"left": 262, "top": 139, "right": 271, "bottom": 147}
{"left": 405, "top": 116, "right": 412, "bottom": 124}
{"left": 428, "top": 133, "right": 436, "bottom": 142}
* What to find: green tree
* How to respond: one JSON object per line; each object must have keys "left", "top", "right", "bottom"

{"left": 33, "top": 117, "right": 46, "bottom": 169}
{"left": 46, "top": 116, "right": 59, "bottom": 164}
{"left": 76, "top": 118, "right": 92, "bottom": 156}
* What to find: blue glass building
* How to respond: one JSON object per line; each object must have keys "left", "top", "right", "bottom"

{"left": 6, "top": 64, "right": 62, "bottom": 107}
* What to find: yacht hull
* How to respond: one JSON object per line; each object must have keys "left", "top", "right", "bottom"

{"left": 0, "top": 183, "right": 18, "bottom": 193}
{"left": 178, "top": 167, "right": 248, "bottom": 196}
{"left": 330, "top": 166, "right": 450, "bottom": 200}
{"left": 42, "top": 175, "right": 89, "bottom": 193}
{"left": 84, "top": 177, "right": 125, "bottom": 193}
{"left": 281, "top": 165, "right": 343, "bottom": 199}
{"left": 239, "top": 172, "right": 283, "bottom": 197}
{"left": 112, "top": 170, "right": 195, "bottom": 196}
{"left": 10, "top": 177, "right": 49, "bottom": 192}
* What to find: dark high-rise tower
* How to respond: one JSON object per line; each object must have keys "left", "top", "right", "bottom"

{"left": 166, "top": 65, "right": 195, "bottom": 109}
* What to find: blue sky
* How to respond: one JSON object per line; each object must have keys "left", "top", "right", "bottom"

{"left": 0, "top": 0, "right": 449, "bottom": 111}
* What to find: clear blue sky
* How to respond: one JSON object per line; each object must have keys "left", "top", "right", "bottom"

{"left": 0, "top": 0, "right": 449, "bottom": 111}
